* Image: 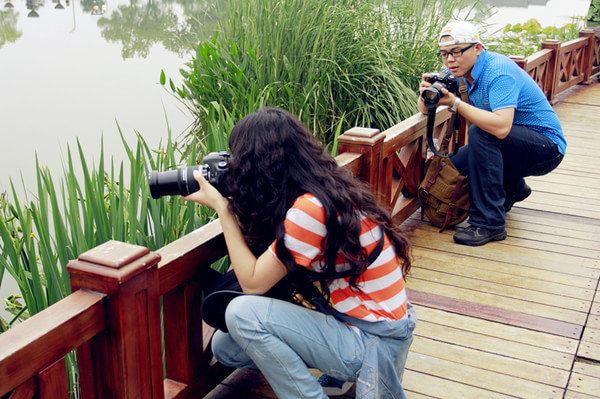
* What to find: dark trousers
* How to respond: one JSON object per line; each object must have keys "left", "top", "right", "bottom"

{"left": 450, "top": 124, "right": 563, "bottom": 229}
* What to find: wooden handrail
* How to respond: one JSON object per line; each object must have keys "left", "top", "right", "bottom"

{"left": 0, "top": 289, "right": 105, "bottom": 396}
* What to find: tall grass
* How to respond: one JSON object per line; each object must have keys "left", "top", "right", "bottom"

{"left": 166, "top": 0, "right": 480, "bottom": 148}
{"left": 0, "top": 129, "right": 211, "bottom": 331}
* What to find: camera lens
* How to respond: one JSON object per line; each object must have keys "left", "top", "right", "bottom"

{"left": 422, "top": 87, "right": 441, "bottom": 105}
{"left": 148, "top": 167, "right": 200, "bottom": 199}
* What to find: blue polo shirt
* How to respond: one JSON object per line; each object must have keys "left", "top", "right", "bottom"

{"left": 463, "top": 50, "right": 566, "bottom": 155}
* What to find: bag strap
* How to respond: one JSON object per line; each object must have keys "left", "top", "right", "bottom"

{"left": 303, "top": 225, "right": 386, "bottom": 281}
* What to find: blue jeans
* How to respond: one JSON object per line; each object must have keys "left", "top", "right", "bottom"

{"left": 450, "top": 124, "right": 563, "bottom": 229}
{"left": 212, "top": 295, "right": 411, "bottom": 399}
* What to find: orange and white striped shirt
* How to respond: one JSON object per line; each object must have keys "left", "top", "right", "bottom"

{"left": 269, "top": 193, "right": 408, "bottom": 321}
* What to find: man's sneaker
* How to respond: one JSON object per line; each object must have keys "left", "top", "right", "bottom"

{"left": 504, "top": 183, "right": 532, "bottom": 213}
{"left": 453, "top": 225, "right": 507, "bottom": 246}
{"left": 318, "top": 374, "right": 354, "bottom": 396}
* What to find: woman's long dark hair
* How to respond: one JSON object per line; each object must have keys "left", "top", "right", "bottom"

{"left": 227, "top": 107, "right": 411, "bottom": 296}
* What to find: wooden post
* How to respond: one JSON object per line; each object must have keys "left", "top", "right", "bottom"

{"left": 541, "top": 39, "right": 561, "bottom": 103}
{"left": 67, "top": 241, "right": 163, "bottom": 399}
{"left": 580, "top": 29, "right": 596, "bottom": 84}
{"left": 337, "top": 127, "right": 386, "bottom": 201}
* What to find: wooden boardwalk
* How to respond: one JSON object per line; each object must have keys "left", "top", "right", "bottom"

{"left": 201, "top": 83, "right": 600, "bottom": 398}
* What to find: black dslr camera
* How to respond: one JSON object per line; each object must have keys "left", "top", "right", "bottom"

{"left": 148, "top": 151, "right": 231, "bottom": 198}
{"left": 421, "top": 72, "right": 459, "bottom": 108}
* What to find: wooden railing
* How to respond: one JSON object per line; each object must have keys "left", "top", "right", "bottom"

{"left": 511, "top": 28, "right": 600, "bottom": 103}
{"left": 1, "top": 28, "right": 600, "bottom": 399}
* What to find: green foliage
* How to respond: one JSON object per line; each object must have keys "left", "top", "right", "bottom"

{"left": 164, "top": 0, "right": 478, "bottom": 148}
{"left": 488, "top": 18, "right": 584, "bottom": 57}
{"left": 0, "top": 130, "right": 212, "bottom": 329}
{"left": 588, "top": 0, "right": 600, "bottom": 25}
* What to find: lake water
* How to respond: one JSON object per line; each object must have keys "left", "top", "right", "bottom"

{"left": 0, "top": 0, "right": 593, "bottom": 321}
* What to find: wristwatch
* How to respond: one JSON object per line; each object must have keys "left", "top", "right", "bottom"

{"left": 449, "top": 97, "right": 462, "bottom": 113}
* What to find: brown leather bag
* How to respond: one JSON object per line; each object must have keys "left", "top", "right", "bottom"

{"left": 418, "top": 139, "right": 469, "bottom": 232}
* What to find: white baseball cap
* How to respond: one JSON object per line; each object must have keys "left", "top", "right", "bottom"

{"left": 438, "top": 20, "right": 485, "bottom": 47}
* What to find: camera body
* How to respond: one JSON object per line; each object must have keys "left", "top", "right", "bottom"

{"left": 421, "top": 72, "right": 460, "bottom": 108}
{"left": 148, "top": 151, "right": 231, "bottom": 199}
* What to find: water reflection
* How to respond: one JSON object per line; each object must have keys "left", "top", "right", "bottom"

{"left": 81, "top": 0, "right": 105, "bottom": 15}
{"left": 98, "top": 0, "right": 202, "bottom": 59}
{"left": 26, "top": 0, "right": 42, "bottom": 17}
{"left": 1, "top": 0, "right": 216, "bottom": 57}
{"left": 0, "top": 7, "right": 20, "bottom": 48}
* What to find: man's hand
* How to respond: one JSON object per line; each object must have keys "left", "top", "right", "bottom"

{"left": 438, "top": 88, "right": 457, "bottom": 108}
{"left": 419, "top": 73, "right": 432, "bottom": 98}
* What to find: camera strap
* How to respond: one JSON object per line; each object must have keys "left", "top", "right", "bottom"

{"left": 425, "top": 106, "right": 457, "bottom": 158}
{"left": 425, "top": 79, "right": 469, "bottom": 158}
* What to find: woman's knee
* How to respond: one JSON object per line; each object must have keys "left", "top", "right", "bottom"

{"left": 211, "top": 330, "right": 251, "bottom": 368}
{"left": 224, "top": 295, "right": 269, "bottom": 334}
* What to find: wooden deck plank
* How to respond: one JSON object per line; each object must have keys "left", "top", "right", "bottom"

{"left": 567, "top": 373, "right": 600, "bottom": 397}
{"left": 565, "top": 391, "right": 600, "bottom": 399}
{"left": 558, "top": 82, "right": 600, "bottom": 105}
{"left": 508, "top": 208, "right": 600, "bottom": 232}
{"left": 404, "top": 391, "right": 438, "bottom": 399}
{"left": 578, "top": 341, "right": 600, "bottom": 362}
{"left": 414, "top": 252, "right": 595, "bottom": 299}
{"left": 521, "top": 191, "right": 600, "bottom": 213}
{"left": 414, "top": 320, "right": 574, "bottom": 369}
{"left": 532, "top": 171, "right": 600, "bottom": 188}
{"left": 414, "top": 247, "right": 596, "bottom": 290}
{"left": 403, "top": 370, "right": 515, "bottom": 399}
{"left": 505, "top": 218, "right": 600, "bottom": 243}
{"left": 586, "top": 315, "right": 600, "bottom": 329}
{"left": 592, "top": 302, "right": 600, "bottom": 316}
{"left": 573, "top": 361, "right": 600, "bottom": 379}
{"left": 410, "top": 268, "right": 590, "bottom": 312}
{"left": 405, "top": 352, "right": 564, "bottom": 398}
{"left": 408, "top": 279, "right": 587, "bottom": 324}
{"left": 416, "top": 221, "right": 600, "bottom": 260}
{"left": 408, "top": 228, "right": 600, "bottom": 276}
{"left": 582, "top": 327, "right": 600, "bottom": 345}
{"left": 410, "top": 336, "right": 570, "bottom": 387}
{"left": 414, "top": 305, "right": 578, "bottom": 353}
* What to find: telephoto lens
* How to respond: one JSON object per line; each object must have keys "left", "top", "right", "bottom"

{"left": 148, "top": 151, "right": 230, "bottom": 199}
{"left": 148, "top": 166, "right": 201, "bottom": 199}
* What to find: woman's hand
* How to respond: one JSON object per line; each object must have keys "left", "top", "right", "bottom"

{"left": 183, "top": 170, "right": 229, "bottom": 213}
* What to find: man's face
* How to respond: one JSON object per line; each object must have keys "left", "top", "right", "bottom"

{"left": 439, "top": 36, "right": 483, "bottom": 77}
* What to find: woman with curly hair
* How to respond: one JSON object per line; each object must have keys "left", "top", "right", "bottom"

{"left": 184, "top": 107, "right": 415, "bottom": 399}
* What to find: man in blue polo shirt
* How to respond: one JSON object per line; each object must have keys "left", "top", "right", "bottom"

{"left": 418, "top": 21, "right": 566, "bottom": 246}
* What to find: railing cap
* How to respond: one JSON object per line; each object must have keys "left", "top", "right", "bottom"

{"left": 78, "top": 240, "right": 150, "bottom": 268}
{"left": 338, "top": 127, "right": 385, "bottom": 146}
{"left": 67, "top": 240, "right": 161, "bottom": 286}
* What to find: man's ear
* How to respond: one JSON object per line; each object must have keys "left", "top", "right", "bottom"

{"left": 475, "top": 43, "right": 485, "bottom": 55}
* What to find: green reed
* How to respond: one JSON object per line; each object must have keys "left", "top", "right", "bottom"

{"left": 0, "top": 129, "right": 211, "bottom": 331}
{"left": 164, "top": 0, "right": 480, "bottom": 149}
